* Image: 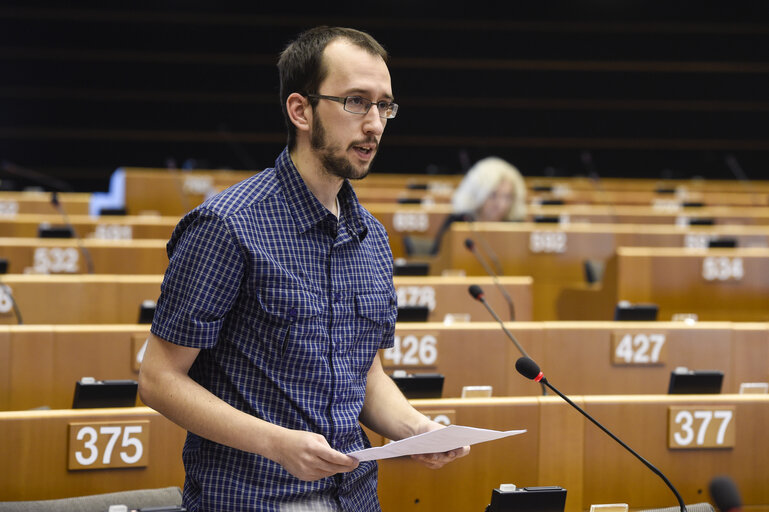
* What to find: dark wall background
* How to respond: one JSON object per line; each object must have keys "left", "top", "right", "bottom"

{"left": 1, "top": 1, "right": 768, "bottom": 192}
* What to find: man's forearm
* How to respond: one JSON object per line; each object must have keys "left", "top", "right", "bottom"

{"left": 359, "top": 355, "right": 432, "bottom": 441}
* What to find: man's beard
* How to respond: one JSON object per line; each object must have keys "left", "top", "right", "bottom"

{"left": 310, "top": 113, "right": 377, "bottom": 181}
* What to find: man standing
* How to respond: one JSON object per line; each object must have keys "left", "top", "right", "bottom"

{"left": 139, "top": 26, "right": 468, "bottom": 511}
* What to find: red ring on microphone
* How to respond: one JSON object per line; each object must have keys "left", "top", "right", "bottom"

{"left": 534, "top": 372, "right": 544, "bottom": 383}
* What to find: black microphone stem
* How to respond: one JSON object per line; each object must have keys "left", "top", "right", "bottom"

{"left": 477, "top": 297, "right": 546, "bottom": 396}
{"left": 52, "top": 193, "right": 95, "bottom": 274}
{"left": 0, "top": 283, "right": 23, "bottom": 324}
{"left": 479, "top": 296, "right": 528, "bottom": 359}
{"left": 465, "top": 239, "right": 515, "bottom": 321}
{"left": 542, "top": 378, "right": 686, "bottom": 512}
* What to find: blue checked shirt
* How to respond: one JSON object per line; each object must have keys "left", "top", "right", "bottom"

{"left": 151, "top": 148, "right": 397, "bottom": 512}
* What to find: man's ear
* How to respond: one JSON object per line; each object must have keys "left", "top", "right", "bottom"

{"left": 286, "top": 93, "right": 311, "bottom": 133}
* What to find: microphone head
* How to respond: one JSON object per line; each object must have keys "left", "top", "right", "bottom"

{"left": 515, "top": 357, "right": 542, "bottom": 381}
{"left": 468, "top": 284, "right": 484, "bottom": 301}
{"left": 464, "top": 238, "right": 475, "bottom": 250}
{"left": 709, "top": 475, "right": 741, "bottom": 512}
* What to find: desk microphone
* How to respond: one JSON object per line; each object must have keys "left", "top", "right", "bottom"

{"left": 580, "top": 150, "right": 617, "bottom": 223}
{"left": 468, "top": 285, "right": 545, "bottom": 396}
{"left": 724, "top": 153, "right": 761, "bottom": 207}
{"left": 515, "top": 356, "right": 687, "bottom": 512}
{"left": 465, "top": 238, "right": 515, "bottom": 320}
{"left": 51, "top": 192, "right": 95, "bottom": 274}
{"left": 709, "top": 475, "right": 741, "bottom": 512}
{"left": 468, "top": 225, "right": 505, "bottom": 276}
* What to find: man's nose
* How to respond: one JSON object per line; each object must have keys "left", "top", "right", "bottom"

{"left": 362, "top": 106, "right": 385, "bottom": 135}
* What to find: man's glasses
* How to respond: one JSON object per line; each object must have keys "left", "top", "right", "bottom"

{"left": 306, "top": 94, "right": 398, "bottom": 119}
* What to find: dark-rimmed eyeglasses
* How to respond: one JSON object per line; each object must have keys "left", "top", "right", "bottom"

{"left": 306, "top": 94, "right": 398, "bottom": 119}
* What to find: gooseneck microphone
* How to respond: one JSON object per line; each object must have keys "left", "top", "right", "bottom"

{"left": 469, "top": 285, "right": 545, "bottom": 396}
{"left": 465, "top": 238, "right": 515, "bottom": 320}
{"left": 515, "top": 356, "right": 687, "bottom": 512}
{"left": 709, "top": 475, "right": 742, "bottom": 512}
{"left": 51, "top": 192, "right": 95, "bottom": 274}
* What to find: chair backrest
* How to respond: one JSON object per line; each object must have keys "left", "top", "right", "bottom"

{"left": 0, "top": 486, "right": 182, "bottom": 512}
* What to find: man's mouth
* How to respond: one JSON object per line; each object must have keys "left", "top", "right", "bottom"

{"left": 352, "top": 143, "right": 376, "bottom": 155}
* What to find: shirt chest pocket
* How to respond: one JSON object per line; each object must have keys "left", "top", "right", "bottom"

{"left": 354, "top": 292, "right": 397, "bottom": 357}
{"left": 254, "top": 287, "right": 323, "bottom": 359}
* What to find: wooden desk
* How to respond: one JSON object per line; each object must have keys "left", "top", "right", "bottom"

{"left": 526, "top": 176, "right": 769, "bottom": 194}
{"left": 123, "top": 168, "right": 252, "bottom": 215}
{"left": 0, "top": 191, "right": 91, "bottom": 216}
{"left": 389, "top": 322, "right": 769, "bottom": 398}
{"left": 2, "top": 375, "right": 767, "bottom": 510}
{"left": 0, "top": 407, "right": 185, "bottom": 500}
{"left": 0, "top": 275, "right": 162, "bottom": 324}
{"left": 0, "top": 213, "right": 178, "bottom": 240}
{"left": 366, "top": 203, "right": 453, "bottom": 258}
{"left": 0, "top": 238, "right": 168, "bottom": 274}
{"left": 529, "top": 204, "right": 769, "bottom": 227}
{"left": 3, "top": 322, "right": 765, "bottom": 411}
{"left": 616, "top": 247, "right": 769, "bottom": 322}
{"left": 581, "top": 395, "right": 769, "bottom": 509}
{"left": 0, "top": 275, "right": 530, "bottom": 325}
{"left": 123, "top": 168, "right": 460, "bottom": 216}
{"left": 378, "top": 395, "right": 769, "bottom": 512}
{"left": 393, "top": 276, "right": 532, "bottom": 323}
{"left": 525, "top": 177, "right": 769, "bottom": 207}
{"left": 378, "top": 397, "right": 560, "bottom": 512}
{"left": 0, "top": 325, "right": 150, "bottom": 410}
{"left": 443, "top": 223, "right": 769, "bottom": 320}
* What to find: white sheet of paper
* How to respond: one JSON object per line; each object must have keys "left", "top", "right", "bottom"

{"left": 348, "top": 425, "right": 526, "bottom": 461}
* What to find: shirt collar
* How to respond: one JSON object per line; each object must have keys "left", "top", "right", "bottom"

{"left": 274, "top": 147, "right": 368, "bottom": 242}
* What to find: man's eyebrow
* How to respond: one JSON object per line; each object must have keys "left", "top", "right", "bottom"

{"left": 345, "top": 88, "right": 394, "bottom": 101}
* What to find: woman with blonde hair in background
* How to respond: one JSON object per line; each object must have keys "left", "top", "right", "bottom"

{"left": 412, "top": 156, "right": 527, "bottom": 256}
{"left": 451, "top": 156, "right": 527, "bottom": 222}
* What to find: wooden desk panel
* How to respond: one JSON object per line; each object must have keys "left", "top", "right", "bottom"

{"left": 389, "top": 322, "right": 764, "bottom": 398}
{"left": 526, "top": 176, "right": 769, "bottom": 194}
{"left": 366, "top": 203, "right": 453, "bottom": 258}
{"left": 729, "top": 324, "right": 769, "bottom": 393}
{"left": 124, "top": 168, "right": 252, "bottom": 215}
{"left": 0, "top": 238, "right": 168, "bottom": 274}
{"left": 444, "top": 224, "right": 769, "bottom": 320}
{"left": 542, "top": 322, "right": 736, "bottom": 395}
{"left": 2, "top": 386, "right": 767, "bottom": 510}
{"left": 0, "top": 275, "right": 528, "bottom": 325}
{"left": 393, "top": 276, "right": 533, "bottom": 323}
{"left": 3, "top": 323, "right": 765, "bottom": 411}
{"left": 529, "top": 204, "right": 769, "bottom": 227}
{"left": 616, "top": 247, "right": 769, "bottom": 322}
{"left": 445, "top": 223, "right": 618, "bottom": 320}
{"left": 390, "top": 324, "right": 547, "bottom": 398}
{"left": 0, "top": 213, "right": 178, "bottom": 240}
{"left": 124, "top": 168, "right": 458, "bottom": 217}
{"left": 0, "top": 407, "right": 185, "bottom": 500}
{"left": 0, "top": 275, "right": 162, "bottom": 324}
{"left": 1, "top": 326, "right": 150, "bottom": 410}
{"left": 581, "top": 395, "right": 769, "bottom": 509}
{"left": 0, "top": 191, "right": 91, "bottom": 216}
{"left": 378, "top": 397, "right": 571, "bottom": 512}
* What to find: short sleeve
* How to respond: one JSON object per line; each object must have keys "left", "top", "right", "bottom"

{"left": 151, "top": 209, "right": 244, "bottom": 349}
